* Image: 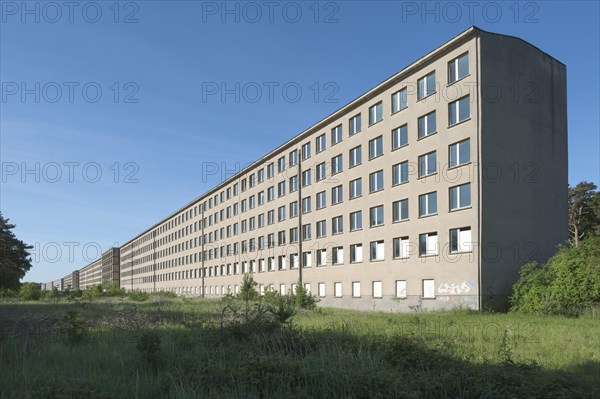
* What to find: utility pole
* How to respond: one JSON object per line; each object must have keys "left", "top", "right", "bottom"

{"left": 152, "top": 231, "right": 157, "bottom": 293}
{"left": 201, "top": 203, "right": 205, "bottom": 298}
{"left": 297, "top": 148, "right": 303, "bottom": 286}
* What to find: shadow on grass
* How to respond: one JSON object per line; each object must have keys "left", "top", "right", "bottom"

{"left": 0, "top": 300, "right": 598, "bottom": 399}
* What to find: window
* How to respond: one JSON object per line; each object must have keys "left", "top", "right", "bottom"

{"left": 302, "top": 196, "right": 311, "bottom": 213}
{"left": 267, "top": 210, "right": 275, "bottom": 225}
{"left": 315, "top": 162, "right": 326, "bottom": 182}
{"left": 316, "top": 220, "right": 327, "bottom": 238}
{"left": 392, "top": 161, "right": 409, "bottom": 186}
{"left": 278, "top": 230, "right": 286, "bottom": 246}
{"left": 393, "top": 237, "right": 410, "bottom": 259}
{"left": 392, "top": 88, "right": 408, "bottom": 113}
{"left": 268, "top": 257, "right": 275, "bottom": 272}
{"left": 450, "top": 227, "right": 472, "bottom": 253}
{"left": 419, "top": 191, "right": 437, "bottom": 217}
{"left": 418, "top": 151, "right": 437, "bottom": 178}
{"left": 302, "top": 223, "right": 311, "bottom": 240}
{"left": 267, "top": 163, "right": 274, "bottom": 179}
{"left": 290, "top": 227, "right": 298, "bottom": 243}
{"left": 450, "top": 183, "right": 471, "bottom": 210}
{"left": 332, "top": 185, "right": 343, "bottom": 205}
{"left": 331, "top": 154, "right": 343, "bottom": 175}
{"left": 373, "top": 281, "right": 383, "bottom": 298}
{"left": 350, "top": 178, "right": 362, "bottom": 199}
{"left": 417, "top": 71, "right": 436, "bottom": 100}
{"left": 316, "top": 133, "right": 326, "bottom": 153}
{"left": 317, "top": 249, "right": 327, "bottom": 266}
{"left": 369, "top": 136, "right": 383, "bottom": 159}
{"left": 278, "top": 156, "right": 286, "bottom": 173}
{"left": 350, "top": 210, "right": 362, "bottom": 231}
{"left": 258, "top": 191, "right": 265, "bottom": 205}
{"left": 318, "top": 282, "right": 326, "bottom": 297}
{"left": 349, "top": 146, "right": 362, "bottom": 167}
{"left": 290, "top": 253, "right": 298, "bottom": 269}
{"left": 419, "top": 233, "right": 438, "bottom": 256}
{"left": 370, "top": 205, "right": 384, "bottom": 227}
{"left": 289, "top": 201, "right": 298, "bottom": 217}
{"left": 257, "top": 169, "right": 264, "bottom": 183}
{"left": 302, "top": 142, "right": 311, "bottom": 160}
{"left": 267, "top": 186, "right": 275, "bottom": 201}
{"left": 449, "top": 138, "right": 470, "bottom": 168}
{"left": 331, "top": 124, "right": 343, "bottom": 145}
{"left": 316, "top": 191, "right": 327, "bottom": 209}
{"left": 268, "top": 233, "right": 275, "bottom": 248}
{"left": 302, "top": 169, "right": 312, "bottom": 186}
{"left": 249, "top": 195, "right": 256, "bottom": 209}
{"left": 369, "top": 101, "right": 383, "bottom": 125}
{"left": 448, "top": 53, "right": 469, "bottom": 84}
{"left": 278, "top": 205, "right": 286, "bottom": 222}
{"left": 289, "top": 176, "right": 298, "bottom": 192}
{"left": 370, "top": 240, "right": 384, "bottom": 261}
{"left": 258, "top": 236, "right": 265, "bottom": 249}
{"left": 392, "top": 199, "right": 409, "bottom": 222}
{"left": 350, "top": 244, "right": 363, "bottom": 263}
{"left": 392, "top": 124, "right": 408, "bottom": 150}
{"left": 289, "top": 150, "right": 298, "bottom": 166}
{"left": 349, "top": 113, "right": 361, "bottom": 135}
{"left": 278, "top": 181, "right": 286, "bottom": 197}
{"left": 278, "top": 255, "right": 286, "bottom": 270}
{"left": 334, "top": 282, "right": 342, "bottom": 297}
{"left": 352, "top": 282, "right": 361, "bottom": 297}
{"left": 449, "top": 95, "right": 470, "bottom": 125}
{"left": 423, "top": 279, "right": 435, "bottom": 299}
{"left": 418, "top": 111, "right": 436, "bottom": 138}
{"left": 302, "top": 251, "right": 312, "bottom": 268}
{"left": 369, "top": 170, "right": 384, "bottom": 193}
{"left": 332, "top": 216, "right": 343, "bottom": 235}
{"left": 394, "top": 281, "right": 407, "bottom": 298}
{"left": 332, "top": 247, "right": 344, "bottom": 265}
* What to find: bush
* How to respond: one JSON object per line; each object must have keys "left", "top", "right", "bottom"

{"left": 18, "top": 283, "right": 41, "bottom": 301}
{"left": 152, "top": 290, "right": 177, "bottom": 298}
{"left": 63, "top": 310, "right": 89, "bottom": 345}
{"left": 82, "top": 285, "right": 103, "bottom": 300}
{"left": 238, "top": 273, "right": 259, "bottom": 302}
{"left": 511, "top": 236, "right": 600, "bottom": 315}
{"left": 103, "top": 282, "right": 126, "bottom": 297}
{"left": 128, "top": 290, "right": 150, "bottom": 302}
{"left": 293, "top": 282, "right": 319, "bottom": 310}
{"left": 0, "top": 288, "right": 18, "bottom": 299}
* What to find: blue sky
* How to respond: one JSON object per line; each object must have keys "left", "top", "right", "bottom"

{"left": 1, "top": 1, "right": 598, "bottom": 283}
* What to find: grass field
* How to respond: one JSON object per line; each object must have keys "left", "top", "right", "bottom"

{"left": 0, "top": 297, "right": 598, "bottom": 398}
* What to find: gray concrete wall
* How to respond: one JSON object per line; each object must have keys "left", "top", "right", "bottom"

{"left": 478, "top": 31, "right": 568, "bottom": 310}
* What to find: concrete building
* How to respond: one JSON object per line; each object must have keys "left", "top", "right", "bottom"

{"left": 46, "top": 27, "right": 568, "bottom": 310}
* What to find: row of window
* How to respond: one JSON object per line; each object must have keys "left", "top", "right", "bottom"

{"left": 147, "top": 225, "right": 473, "bottom": 278}
{"left": 127, "top": 181, "right": 472, "bottom": 272}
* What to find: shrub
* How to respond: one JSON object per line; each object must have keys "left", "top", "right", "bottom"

{"left": 293, "top": 282, "right": 319, "bottom": 310}
{"left": 152, "top": 290, "right": 177, "bottom": 298}
{"left": 82, "top": 285, "right": 102, "bottom": 300}
{"left": 18, "top": 283, "right": 41, "bottom": 301}
{"left": 63, "top": 310, "right": 89, "bottom": 345}
{"left": 103, "top": 282, "right": 126, "bottom": 297}
{"left": 511, "top": 236, "right": 600, "bottom": 315}
{"left": 238, "top": 273, "right": 259, "bottom": 302}
{"left": 128, "top": 290, "right": 150, "bottom": 302}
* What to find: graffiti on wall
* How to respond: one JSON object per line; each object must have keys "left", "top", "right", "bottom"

{"left": 438, "top": 280, "right": 475, "bottom": 295}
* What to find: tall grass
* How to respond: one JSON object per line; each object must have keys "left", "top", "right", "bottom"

{"left": 0, "top": 298, "right": 598, "bottom": 398}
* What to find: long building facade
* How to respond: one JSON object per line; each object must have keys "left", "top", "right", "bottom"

{"left": 43, "top": 27, "right": 567, "bottom": 311}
